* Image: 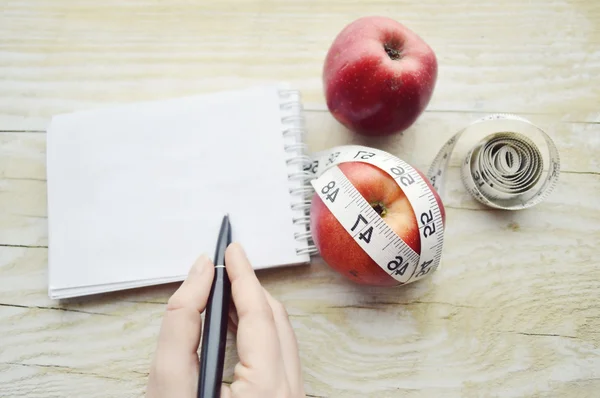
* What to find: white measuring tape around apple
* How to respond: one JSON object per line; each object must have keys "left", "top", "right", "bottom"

{"left": 304, "top": 114, "right": 560, "bottom": 284}
{"left": 309, "top": 146, "right": 444, "bottom": 283}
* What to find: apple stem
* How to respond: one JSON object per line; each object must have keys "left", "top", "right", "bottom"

{"left": 371, "top": 202, "right": 387, "bottom": 217}
{"left": 384, "top": 43, "right": 402, "bottom": 61}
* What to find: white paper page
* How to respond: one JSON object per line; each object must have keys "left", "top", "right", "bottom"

{"left": 46, "top": 85, "right": 309, "bottom": 292}
{"left": 49, "top": 275, "right": 187, "bottom": 300}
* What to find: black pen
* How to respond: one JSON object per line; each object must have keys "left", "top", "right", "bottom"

{"left": 198, "top": 214, "right": 232, "bottom": 398}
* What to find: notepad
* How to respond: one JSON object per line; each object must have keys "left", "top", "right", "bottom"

{"left": 46, "top": 84, "right": 316, "bottom": 299}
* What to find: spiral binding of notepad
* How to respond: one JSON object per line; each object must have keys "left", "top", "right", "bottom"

{"left": 279, "top": 89, "right": 318, "bottom": 257}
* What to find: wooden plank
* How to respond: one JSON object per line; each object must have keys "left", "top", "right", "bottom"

{"left": 2, "top": 112, "right": 597, "bottom": 183}
{"left": 0, "top": 131, "right": 47, "bottom": 246}
{"left": 0, "top": 363, "right": 144, "bottom": 398}
{"left": 1, "top": 0, "right": 599, "bottom": 130}
{"left": 302, "top": 111, "right": 600, "bottom": 175}
{"left": 0, "top": 293, "right": 163, "bottom": 397}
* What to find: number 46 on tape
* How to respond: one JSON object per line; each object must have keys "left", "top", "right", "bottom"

{"left": 308, "top": 145, "right": 445, "bottom": 285}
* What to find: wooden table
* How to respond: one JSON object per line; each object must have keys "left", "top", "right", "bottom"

{"left": 1, "top": 1, "right": 599, "bottom": 397}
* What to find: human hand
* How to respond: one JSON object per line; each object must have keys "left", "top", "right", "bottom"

{"left": 146, "top": 242, "right": 306, "bottom": 398}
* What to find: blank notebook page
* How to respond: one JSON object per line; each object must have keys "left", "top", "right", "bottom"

{"left": 46, "top": 85, "right": 310, "bottom": 296}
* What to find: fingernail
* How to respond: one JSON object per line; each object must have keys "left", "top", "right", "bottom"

{"left": 231, "top": 242, "right": 245, "bottom": 256}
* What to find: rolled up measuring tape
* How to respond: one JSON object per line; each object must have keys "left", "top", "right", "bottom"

{"left": 303, "top": 114, "right": 560, "bottom": 284}
{"left": 427, "top": 113, "right": 560, "bottom": 210}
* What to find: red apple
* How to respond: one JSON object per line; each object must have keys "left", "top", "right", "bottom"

{"left": 310, "top": 162, "right": 445, "bottom": 286}
{"left": 323, "top": 16, "right": 437, "bottom": 136}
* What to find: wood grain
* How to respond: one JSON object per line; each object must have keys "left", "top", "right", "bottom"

{"left": 1, "top": 0, "right": 600, "bottom": 396}
{"left": 1, "top": 171, "right": 600, "bottom": 397}
{"left": 1, "top": 110, "right": 600, "bottom": 396}
{"left": 0, "top": 0, "right": 599, "bottom": 130}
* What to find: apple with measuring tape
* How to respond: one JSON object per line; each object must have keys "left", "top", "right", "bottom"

{"left": 322, "top": 16, "right": 437, "bottom": 136}
{"left": 309, "top": 161, "right": 445, "bottom": 286}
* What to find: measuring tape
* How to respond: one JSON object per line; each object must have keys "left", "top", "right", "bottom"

{"left": 305, "top": 114, "right": 560, "bottom": 285}
{"left": 428, "top": 113, "right": 560, "bottom": 210}
{"left": 308, "top": 145, "right": 445, "bottom": 284}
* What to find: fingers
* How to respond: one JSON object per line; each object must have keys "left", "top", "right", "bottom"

{"left": 263, "top": 288, "right": 305, "bottom": 395}
{"left": 225, "top": 243, "right": 282, "bottom": 372}
{"left": 220, "top": 385, "right": 232, "bottom": 398}
{"left": 150, "top": 254, "right": 215, "bottom": 394}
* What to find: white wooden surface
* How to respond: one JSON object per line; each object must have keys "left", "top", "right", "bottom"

{"left": 1, "top": 1, "right": 599, "bottom": 397}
